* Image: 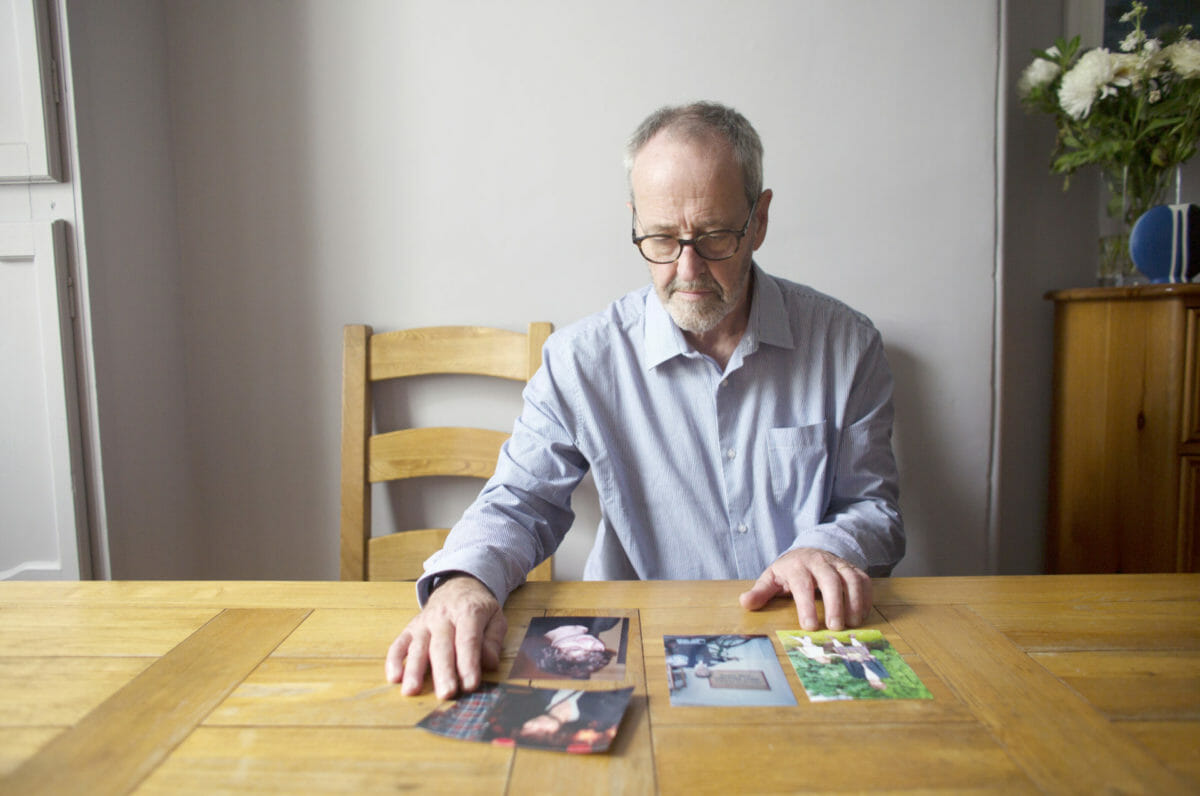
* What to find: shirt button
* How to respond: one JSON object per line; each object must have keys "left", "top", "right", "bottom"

{"left": 737, "top": 523, "right": 748, "bottom": 534}
{"left": 725, "top": 449, "right": 736, "bottom": 460}
{"left": 720, "top": 378, "right": 729, "bottom": 388}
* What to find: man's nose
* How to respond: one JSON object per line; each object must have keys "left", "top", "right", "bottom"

{"left": 675, "top": 244, "right": 709, "bottom": 281}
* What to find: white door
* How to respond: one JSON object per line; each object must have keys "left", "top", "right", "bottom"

{"left": 0, "top": 221, "right": 89, "bottom": 579}
{"left": 0, "top": 0, "right": 62, "bottom": 182}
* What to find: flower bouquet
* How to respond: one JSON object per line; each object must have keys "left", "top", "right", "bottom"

{"left": 1018, "top": 2, "right": 1200, "bottom": 284}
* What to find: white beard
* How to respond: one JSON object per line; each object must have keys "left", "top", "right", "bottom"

{"left": 660, "top": 260, "right": 752, "bottom": 334}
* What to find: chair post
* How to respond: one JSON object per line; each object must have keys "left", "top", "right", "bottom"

{"left": 340, "top": 324, "right": 372, "bottom": 580}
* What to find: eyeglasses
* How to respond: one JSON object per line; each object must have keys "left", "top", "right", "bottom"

{"left": 631, "top": 199, "right": 757, "bottom": 264}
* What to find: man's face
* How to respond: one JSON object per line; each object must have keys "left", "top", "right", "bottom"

{"left": 630, "top": 132, "right": 769, "bottom": 337}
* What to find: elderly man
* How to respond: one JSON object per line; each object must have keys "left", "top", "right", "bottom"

{"left": 386, "top": 101, "right": 904, "bottom": 699}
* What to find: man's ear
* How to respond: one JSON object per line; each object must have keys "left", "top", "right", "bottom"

{"left": 751, "top": 189, "right": 773, "bottom": 250}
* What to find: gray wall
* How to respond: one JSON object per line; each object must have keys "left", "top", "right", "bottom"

{"left": 64, "top": 0, "right": 1141, "bottom": 581}
{"left": 64, "top": 0, "right": 198, "bottom": 577}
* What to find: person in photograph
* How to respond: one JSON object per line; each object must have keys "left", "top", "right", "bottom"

{"left": 418, "top": 686, "right": 504, "bottom": 741}
{"left": 665, "top": 636, "right": 717, "bottom": 670}
{"left": 831, "top": 635, "right": 889, "bottom": 691}
{"left": 535, "top": 623, "right": 617, "bottom": 679}
{"left": 387, "top": 101, "right": 904, "bottom": 699}
{"left": 796, "top": 635, "right": 833, "bottom": 665}
{"left": 488, "top": 688, "right": 625, "bottom": 752}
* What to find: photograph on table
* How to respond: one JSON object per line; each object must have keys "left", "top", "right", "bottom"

{"left": 509, "top": 616, "right": 629, "bottom": 681}
{"left": 663, "top": 634, "right": 797, "bottom": 707}
{"left": 417, "top": 682, "right": 634, "bottom": 754}
{"left": 776, "top": 629, "right": 933, "bottom": 701}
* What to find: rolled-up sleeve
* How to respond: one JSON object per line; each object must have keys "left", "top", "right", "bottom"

{"left": 417, "top": 342, "right": 588, "bottom": 605}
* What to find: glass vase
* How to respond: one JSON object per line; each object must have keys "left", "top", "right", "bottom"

{"left": 1096, "top": 227, "right": 1136, "bottom": 287}
{"left": 1097, "top": 165, "right": 1172, "bottom": 287}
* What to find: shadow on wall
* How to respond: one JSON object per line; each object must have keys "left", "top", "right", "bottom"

{"left": 886, "top": 344, "right": 989, "bottom": 577}
{"left": 168, "top": 7, "right": 329, "bottom": 580}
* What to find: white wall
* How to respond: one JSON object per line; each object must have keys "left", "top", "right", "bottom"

{"left": 65, "top": 0, "right": 1109, "bottom": 581}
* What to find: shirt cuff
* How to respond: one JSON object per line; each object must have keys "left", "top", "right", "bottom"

{"left": 785, "top": 531, "right": 869, "bottom": 572}
{"left": 415, "top": 569, "right": 502, "bottom": 607}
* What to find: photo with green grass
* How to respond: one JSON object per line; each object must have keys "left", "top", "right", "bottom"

{"left": 776, "top": 629, "right": 933, "bottom": 701}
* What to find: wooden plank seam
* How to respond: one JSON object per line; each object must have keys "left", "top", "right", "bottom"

{"left": 878, "top": 603, "right": 1192, "bottom": 795}
{"left": 2, "top": 607, "right": 310, "bottom": 796}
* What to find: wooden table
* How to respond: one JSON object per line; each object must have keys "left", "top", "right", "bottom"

{"left": 1, "top": 575, "right": 1197, "bottom": 794}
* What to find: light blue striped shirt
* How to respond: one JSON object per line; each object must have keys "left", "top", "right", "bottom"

{"left": 419, "top": 265, "right": 904, "bottom": 605}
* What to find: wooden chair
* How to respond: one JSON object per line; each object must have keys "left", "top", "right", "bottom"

{"left": 340, "top": 323, "right": 554, "bottom": 581}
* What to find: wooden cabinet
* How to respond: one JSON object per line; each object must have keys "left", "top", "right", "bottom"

{"left": 1046, "top": 285, "right": 1200, "bottom": 573}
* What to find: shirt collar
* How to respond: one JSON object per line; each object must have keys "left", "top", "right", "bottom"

{"left": 643, "top": 263, "right": 794, "bottom": 371}
{"left": 749, "top": 264, "right": 794, "bottom": 350}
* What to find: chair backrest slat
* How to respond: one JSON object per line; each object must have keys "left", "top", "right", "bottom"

{"left": 370, "top": 326, "right": 529, "bottom": 381}
{"left": 368, "top": 427, "right": 509, "bottom": 482}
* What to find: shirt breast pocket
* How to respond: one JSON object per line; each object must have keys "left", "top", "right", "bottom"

{"left": 767, "top": 423, "right": 829, "bottom": 512}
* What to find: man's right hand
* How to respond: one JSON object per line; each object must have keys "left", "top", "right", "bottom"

{"left": 384, "top": 574, "right": 506, "bottom": 699}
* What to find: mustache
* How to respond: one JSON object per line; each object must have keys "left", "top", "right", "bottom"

{"left": 667, "top": 275, "right": 724, "bottom": 299}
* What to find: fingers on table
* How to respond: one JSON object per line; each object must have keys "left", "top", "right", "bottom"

{"left": 384, "top": 631, "right": 410, "bottom": 683}
{"left": 479, "top": 612, "right": 508, "bottom": 672}
{"left": 398, "top": 625, "right": 434, "bottom": 696}
{"left": 785, "top": 568, "right": 821, "bottom": 631}
{"left": 738, "top": 570, "right": 786, "bottom": 611}
{"left": 428, "top": 622, "right": 462, "bottom": 699}
{"left": 777, "top": 552, "right": 872, "bottom": 631}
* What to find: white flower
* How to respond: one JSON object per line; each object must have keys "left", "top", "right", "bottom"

{"left": 1165, "top": 39, "right": 1200, "bottom": 78}
{"left": 1112, "top": 52, "right": 1146, "bottom": 88}
{"left": 1017, "top": 56, "right": 1061, "bottom": 98}
{"left": 1059, "top": 49, "right": 1131, "bottom": 118}
{"left": 1134, "top": 42, "right": 1168, "bottom": 84}
{"left": 1120, "top": 30, "right": 1144, "bottom": 52}
{"left": 1120, "top": 1, "right": 1147, "bottom": 24}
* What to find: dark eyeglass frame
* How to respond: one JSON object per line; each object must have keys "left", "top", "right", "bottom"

{"left": 631, "top": 198, "right": 758, "bottom": 264}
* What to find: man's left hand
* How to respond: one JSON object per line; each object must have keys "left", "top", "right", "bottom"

{"left": 738, "top": 548, "right": 872, "bottom": 630}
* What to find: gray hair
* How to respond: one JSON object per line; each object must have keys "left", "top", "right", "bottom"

{"left": 624, "top": 101, "right": 764, "bottom": 208}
